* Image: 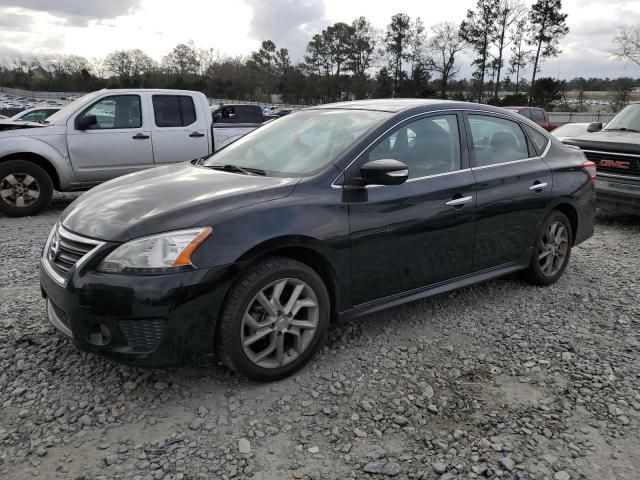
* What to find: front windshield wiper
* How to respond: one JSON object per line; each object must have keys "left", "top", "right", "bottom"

{"left": 206, "top": 164, "right": 266, "bottom": 176}
{"left": 603, "top": 127, "right": 640, "bottom": 133}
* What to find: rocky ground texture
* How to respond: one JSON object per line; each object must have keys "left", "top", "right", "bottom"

{"left": 0, "top": 194, "right": 639, "bottom": 480}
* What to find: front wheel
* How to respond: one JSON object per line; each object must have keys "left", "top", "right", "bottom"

{"left": 216, "top": 257, "right": 330, "bottom": 381}
{"left": 0, "top": 160, "right": 53, "bottom": 217}
{"left": 524, "top": 211, "right": 573, "bottom": 285}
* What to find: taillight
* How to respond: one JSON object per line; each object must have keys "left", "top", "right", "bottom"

{"left": 582, "top": 160, "right": 596, "bottom": 185}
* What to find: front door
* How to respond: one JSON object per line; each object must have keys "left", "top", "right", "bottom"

{"left": 347, "top": 112, "right": 477, "bottom": 306}
{"left": 67, "top": 94, "right": 154, "bottom": 182}
{"left": 465, "top": 113, "right": 553, "bottom": 270}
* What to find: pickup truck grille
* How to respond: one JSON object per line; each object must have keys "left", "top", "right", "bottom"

{"left": 44, "top": 225, "right": 103, "bottom": 284}
{"left": 582, "top": 150, "right": 640, "bottom": 176}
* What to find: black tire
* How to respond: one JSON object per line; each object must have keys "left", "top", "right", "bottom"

{"left": 0, "top": 160, "right": 53, "bottom": 217}
{"left": 216, "top": 257, "right": 330, "bottom": 381}
{"left": 523, "top": 210, "right": 573, "bottom": 285}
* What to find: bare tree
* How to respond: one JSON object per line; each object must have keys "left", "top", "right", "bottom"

{"left": 612, "top": 25, "right": 640, "bottom": 67}
{"left": 427, "top": 22, "right": 466, "bottom": 98}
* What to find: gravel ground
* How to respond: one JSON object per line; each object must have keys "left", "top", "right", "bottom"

{"left": 0, "top": 193, "right": 639, "bottom": 480}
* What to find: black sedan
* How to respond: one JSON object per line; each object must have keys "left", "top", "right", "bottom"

{"left": 40, "top": 99, "right": 596, "bottom": 381}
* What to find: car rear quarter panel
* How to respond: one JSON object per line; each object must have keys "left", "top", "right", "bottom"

{"left": 543, "top": 140, "right": 596, "bottom": 244}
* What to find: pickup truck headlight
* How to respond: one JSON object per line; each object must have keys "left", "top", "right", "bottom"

{"left": 97, "top": 227, "right": 212, "bottom": 274}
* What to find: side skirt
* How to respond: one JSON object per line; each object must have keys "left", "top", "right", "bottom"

{"left": 337, "top": 262, "right": 527, "bottom": 323}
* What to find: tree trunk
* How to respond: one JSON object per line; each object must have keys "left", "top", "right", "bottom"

{"left": 494, "top": 26, "right": 506, "bottom": 100}
{"left": 530, "top": 36, "right": 543, "bottom": 105}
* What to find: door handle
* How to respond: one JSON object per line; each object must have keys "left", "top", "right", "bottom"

{"left": 529, "top": 182, "right": 548, "bottom": 191}
{"left": 445, "top": 195, "right": 473, "bottom": 207}
{"left": 132, "top": 133, "right": 149, "bottom": 140}
{"left": 189, "top": 132, "right": 205, "bottom": 138}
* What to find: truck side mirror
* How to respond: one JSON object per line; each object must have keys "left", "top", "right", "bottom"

{"left": 587, "top": 122, "right": 603, "bottom": 133}
{"left": 77, "top": 115, "right": 97, "bottom": 130}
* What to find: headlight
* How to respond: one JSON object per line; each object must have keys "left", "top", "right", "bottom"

{"left": 97, "top": 227, "right": 212, "bottom": 274}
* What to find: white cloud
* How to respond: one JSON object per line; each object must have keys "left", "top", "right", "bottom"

{"left": 0, "top": 0, "right": 639, "bottom": 78}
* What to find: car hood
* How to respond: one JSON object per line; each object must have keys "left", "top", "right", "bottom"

{"left": 61, "top": 162, "right": 299, "bottom": 242}
{"left": 563, "top": 130, "right": 640, "bottom": 154}
{"left": 0, "top": 119, "right": 46, "bottom": 132}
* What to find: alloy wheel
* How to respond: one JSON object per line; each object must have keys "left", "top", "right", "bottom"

{"left": 538, "top": 220, "right": 569, "bottom": 277}
{"left": 241, "top": 277, "right": 319, "bottom": 369}
{"left": 0, "top": 173, "right": 41, "bottom": 208}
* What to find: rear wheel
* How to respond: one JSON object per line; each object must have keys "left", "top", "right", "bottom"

{"left": 524, "top": 211, "right": 573, "bottom": 285}
{"left": 216, "top": 257, "right": 330, "bottom": 381}
{"left": 0, "top": 160, "right": 53, "bottom": 217}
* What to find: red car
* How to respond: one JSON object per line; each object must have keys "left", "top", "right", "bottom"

{"left": 504, "top": 107, "right": 559, "bottom": 132}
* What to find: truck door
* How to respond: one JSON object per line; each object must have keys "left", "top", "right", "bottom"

{"left": 149, "top": 94, "right": 209, "bottom": 165}
{"left": 212, "top": 105, "right": 262, "bottom": 151}
{"left": 66, "top": 93, "right": 154, "bottom": 182}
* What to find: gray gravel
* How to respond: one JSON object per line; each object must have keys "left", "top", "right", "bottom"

{"left": 1, "top": 193, "right": 639, "bottom": 480}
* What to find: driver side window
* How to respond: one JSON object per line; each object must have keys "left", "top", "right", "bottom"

{"left": 77, "top": 95, "right": 142, "bottom": 130}
{"left": 368, "top": 114, "right": 461, "bottom": 179}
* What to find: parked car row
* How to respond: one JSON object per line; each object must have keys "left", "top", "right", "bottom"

{"left": 0, "top": 93, "right": 64, "bottom": 117}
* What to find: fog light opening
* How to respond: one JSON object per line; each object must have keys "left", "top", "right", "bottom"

{"left": 86, "top": 324, "right": 112, "bottom": 347}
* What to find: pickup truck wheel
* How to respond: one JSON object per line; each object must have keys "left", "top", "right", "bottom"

{"left": 0, "top": 160, "right": 53, "bottom": 217}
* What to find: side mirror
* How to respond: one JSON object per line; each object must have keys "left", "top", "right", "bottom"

{"left": 360, "top": 159, "right": 409, "bottom": 186}
{"left": 587, "top": 122, "right": 603, "bottom": 133}
{"left": 77, "top": 115, "right": 97, "bottom": 130}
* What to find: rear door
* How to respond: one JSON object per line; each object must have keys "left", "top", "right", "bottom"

{"left": 67, "top": 93, "right": 154, "bottom": 182}
{"left": 465, "top": 112, "right": 553, "bottom": 270}
{"left": 149, "top": 93, "right": 209, "bottom": 164}
{"left": 348, "top": 112, "right": 477, "bottom": 305}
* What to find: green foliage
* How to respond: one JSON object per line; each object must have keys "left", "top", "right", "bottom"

{"left": 529, "top": 77, "right": 562, "bottom": 108}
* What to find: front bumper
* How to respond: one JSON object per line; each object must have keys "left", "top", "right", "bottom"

{"left": 596, "top": 175, "right": 640, "bottom": 215}
{"left": 40, "top": 258, "right": 237, "bottom": 367}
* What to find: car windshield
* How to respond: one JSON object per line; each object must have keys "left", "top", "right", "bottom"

{"left": 603, "top": 104, "right": 640, "bottom": 131}
{"left": 45, "top": 92, "right": 100, "bottom": 124}
{"left": 552, "top": 124, "right": 587, "bottom": 137}
{"left": 204, "top": 109, "right": 390, "bottom": 176}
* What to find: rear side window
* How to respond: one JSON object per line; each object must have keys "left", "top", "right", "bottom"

{"left": 530, "top": 109, "right": 546, "bottom": 122}
{"left": 152, "top": 95, "right": 196, "bottom": 127}
{"left": 517, "top": 109, "right": 532, "bottom": 119}
{"left": 234, "top": 105, "right": 262, "bottom": 123}
{"left": 523, "top": 124, "right": 550, "bottom": 154}
{"left": 468, "top": 115, "right": 530, "bottom": 167}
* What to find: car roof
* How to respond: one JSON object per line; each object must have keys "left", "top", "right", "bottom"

{"left": 312, "top": 98, "right": 461, "bottom": 113}
{"left": 308, "top": 99, "right": 524, "bottom": 118}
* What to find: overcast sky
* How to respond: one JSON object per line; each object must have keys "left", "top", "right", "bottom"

{"left": 1, "top": 0, "right": 640, "bottom": 80}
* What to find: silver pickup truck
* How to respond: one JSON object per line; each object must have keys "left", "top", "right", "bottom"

{"left": 0, "top": 89, "right": 266, "bottom": 216}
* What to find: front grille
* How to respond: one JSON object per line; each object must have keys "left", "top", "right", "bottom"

{"left": 119, "top": 319, "right": 166, "bottom": 353}
{"left": 582, "top": 150, "right": 640, "bottom": 176}
{"left": 45, "top": 225, "right": 102, "bottom": 282}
